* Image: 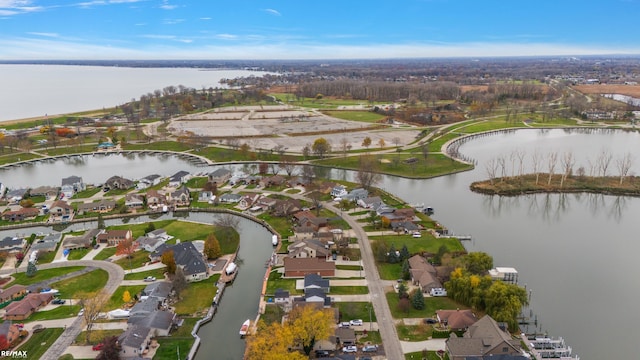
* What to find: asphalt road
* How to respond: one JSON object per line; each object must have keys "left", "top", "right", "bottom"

{"left": 0, "top": 260, "right": 125, "bottom": 360}
{"left": 324, "top": 202, "right": 404, "bottom": 360}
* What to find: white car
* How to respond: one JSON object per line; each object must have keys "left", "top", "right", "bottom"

{"left": 412, "top": 231, "right": 422, "bottom": 238}
{"left": 78, "top": 308, "right": 85, "bottom": 317}
{"left": 342, "top": 345, "right": 357, "bottom": 353}
{"left": 349, "top": 319, "right": 363, "bottom": 326}
{"left": 144, "top": 276, "right": 156, "bottom": 282}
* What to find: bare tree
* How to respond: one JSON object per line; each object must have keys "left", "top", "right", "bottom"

{"left": 78, "top": 290, "right": 109, "bottom": 344}
{"left": 616, "top": 152, "right": 634, "bottom": 184}
{"left": 278, "top": 155, "right": 298, "bottom": 177}
{"left": 485, "top": 158, "right": 499, "bottom": 185}
{"left": 497, "top": 156, "right": 507, "bottom": 179}
{"left": 597, "top": 149, "right": 613, "bottom": 177}
{"left": 339, "top": 137, "right": 351, "bottom": 157}
{"left": 356, "top": 155, "right": 382, "bottom": 190}
{"left": 531, "top": 150, "right": 541, "bottom": 184}
{"left": 392, "top": 136, "right": 401, "bottom": 148}
{"left": 547, "top": 152, "right": 558, "bottom": 185}
{"left": 560, "top": 151, "right": 575, "bottom": 187}
{"left": 515, "top": 149, "right": 526, "bottom": 177}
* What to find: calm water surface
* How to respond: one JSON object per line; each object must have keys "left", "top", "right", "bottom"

{"left": 1, "top": 128, "right": 637, "bottom": 359}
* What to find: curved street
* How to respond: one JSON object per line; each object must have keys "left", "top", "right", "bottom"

{"left": 1, "top": 260, "right": 124, "bottom": 360}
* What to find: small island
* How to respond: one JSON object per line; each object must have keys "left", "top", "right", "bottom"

{"left": 470, "top": 173, "right": 640, "bottom": 196}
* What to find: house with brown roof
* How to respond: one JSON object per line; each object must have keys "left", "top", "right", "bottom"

{"left": 436, "top": 309, "right": 478, "bottom": 331}
{"left": 293, "top": 210, "right": 328, "bottom": 231}
{"left": 381, "top": 208, "right": 416, "bottom": 224}
{"left": 125, "top": 193, "right": 145, "bottom": 209}
{"left": 283, "top": 257, "right": 336, "bottom": 278}
{"left": 408, "top": 254, "right": 442, "bottom": 293}
{"left": 2, "top": 207, "right": 40, "bottom": 222}
{"left": 446, "top": 315, "right": 523, "bottom": 360}
{"left": 49, "top": 200, "right": 74, "bottom": 222}
{"left": 238, "top": 193, "right": 261, "bottom": 210}
{"left": 104, "top": 175, "right": 135, "bottom": 190}
{"left": 29, "top": 185, "right": 59, "bottom": 198}
{"left": 169, "top": 186, "right": 190, "bottom": 207}
{"left": 4, "top": 293, "right": 53, "bottom": 320}
{"left": 97, "top": 229, "right": 133, "bottom": 246}
{"left": 146, "top": 189, "right": 166, "bottom": 207}
{"left": 259, "top": 175, "right": 286, "bottom": 188}
{"left": 0, "top": 285, "right": 27, "bottom": 303}
{"left": 273, "top": 199, "right": 301, "bottom": 217}
{"left": 287, "top": 239, "right": 331, "bottom": 259}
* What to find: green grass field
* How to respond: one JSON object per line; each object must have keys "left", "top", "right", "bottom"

{"left": 17, "top": 328, "right": 64, "bottom": 359}
{"left": 386, "top": 292, "right": 469, "bottom": 318}
{"left": 105, "top": 285, "right": 146, "bottom": 311}
{"left": 335, "top": 302, "right": 377, "bottom": 322}
{"left": 26, "top": 304, "right": 82, "bottom": 322}
{"left": 10, "top": 266, "right": 85, "bottom": 286}
{"left": 51, "top": 269, "right": 109, "bottom": 295}
{"left": 173, "top": 274, "right": 220, "bottom": 315}
{"left": 370, "top": 234, "right": 465, "bottom": 255}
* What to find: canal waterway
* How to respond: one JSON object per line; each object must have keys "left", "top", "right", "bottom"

{"left": 1, "top": 128, "right": 639, "bottom": 358}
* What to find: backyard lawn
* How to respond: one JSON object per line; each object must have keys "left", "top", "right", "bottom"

{"left": 105, "top": 285, "right": 146, "bottom": 311}
{"left": 26, "top": 304, "right": 82, "bottom": 322}
{"left": 173, "top": 274, "right": 220, "bottom": 315}
{"left": 336, "top": 302, "right": 376, "bottom": 322}
{"left": 51, "top": 269, "right": 109, "bottom": 295}
{"left": 370, "top": 234, "right": 465, "bottom": 255}
{"left": 10, "top": 266, "right": 85, "bottom": 286}
{"left": 17, "top": 328, "right": 64, "bottom": 359}
{"left": 386, "top": 292, "right": 469, "bottom": 318}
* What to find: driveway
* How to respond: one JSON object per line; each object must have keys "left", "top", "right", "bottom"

{"left": 400, "top": 338, "right": 447, "bottom": 353}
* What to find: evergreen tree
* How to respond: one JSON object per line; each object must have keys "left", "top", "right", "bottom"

{"left": 397, "top": 283, "right": 409, "bottom": 299}
{"left": 387, "top": 244, "right": 399, "bottom": 264}
{"left": 97, "top": 213, "right": 105, "bottom": 229}
{"left": 145, "top": 222, "right": 156, "bottom": 234}
{"left": 401, "top": 259, "right": 411, "bottom": 280}
{"left": 26, "top": 262, "right": 37, "bottom": 277}
{"left": 399, "top": 244, "right": 410, "bottom": 261}
{"left": 411, "top": 289, "right": 425, "bottom": 310}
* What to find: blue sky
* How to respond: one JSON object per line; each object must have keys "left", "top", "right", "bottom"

{"left": 1, "top": 0, "right": 639, "bottom": 60}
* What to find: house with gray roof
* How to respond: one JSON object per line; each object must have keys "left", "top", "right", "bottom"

{"left": 0, "top": 237, "right": 26, "bottom": 253}
{"left": 169, "top": 171, "right": 191, "bottom": 187}
{"left": 130, "top": 297, "right": 159, "bottom": 317}
{"left": 77, "top": 199, "right": 117, "bottom": 214}
{"left": 142, "top": 281, "right": 173, "bottom": 304}
{"left": 208, "top": 168, "right": 232, "bottom": 185}
{"left": 304, "top": 274, "right": 330, "bottom": 293}
{"left": 5, "top": 188, "right": 27, "bottom": 203}
{"left": 343, "top": 188, "right": 368, "bottom": 202}
{"left": 219, "top": 193, "right": 242, "bottom": 203}
{"left": 119, "top": 324, "right": 152, "bottom": 358}
{"left": 128, "top": 309, "right": 175, "bottom": 336}
{"left": 104, "top": 175, "right": 135, "bottom": 190}
{"left": 151, "top": 242, "right": 207, "bottom": 282}
{"left": 61, "top": 175, "right": 85, "bottom": 199}
{"left": 409, "top": 254, "right": 442, "bottom": 293}
{"left": 137, "top": 174, "right": 163, "bottom": 190}
{"left": 135, "top": 235, "right": 164, "bottom": 252}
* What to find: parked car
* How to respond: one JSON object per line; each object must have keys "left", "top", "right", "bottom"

{"left": 52, "top": 299, "right": 65, "bottom": 305}
{"left": 92, "top": 343, "right": 104, "bottom": 351}
{"left": 78, "top": 308, "right": 85, "bottom": 317}
{"left": 412, "top": 231, "right": 422, "bottom": 238}
{"left": 32, "top": 324, "right": 45, "bottom": 333}
{"left": 362, "top": 345, "right": 378, "bottom": 352}
{"left": 144, "top": 276, "right": 156, "bottom": 282}
{"left": 314, "top": 350, "right": 330, "bottom": 357}
{"left": 424, "top": 318, "right": 438, "bottom": 324}
{"left": 342, "top": 345, "right": 357, "bottom": 353}
{"left": 339, "top": 322, "right": 351, "bottom": 328}
{"left": 349, "top": 319, "right": 363, "bottom": 326}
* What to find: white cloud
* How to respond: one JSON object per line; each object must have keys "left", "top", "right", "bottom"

{"left": 160, "top": 0, "right": 176, "bottom": 10}
{"left": 27, "top": 32, "right": 59, "bottom": 37}
{"left": 199, "top": 17, "right": 211, "bottom": 20}
{"left": 162, "top": 18, "right": 184, "bottom": 25}
{"left": 0, "top": 0, "right": 43, "bottom": 15}
{"left": 263, "top": 8, "right": 280, "bottom": 16}
{"left": 215, "top": 33, "right": 238, "bottom": 40}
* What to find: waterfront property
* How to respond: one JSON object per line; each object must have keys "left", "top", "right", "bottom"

{"left": 445, "top": 315, "right": 525, "bottom": 360}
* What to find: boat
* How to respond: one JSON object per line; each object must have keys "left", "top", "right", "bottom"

{"left": 225, "top": 262, "right": 237, "bottom": 275}
{"left": 271, "top": 234, "right": 278, "bottom": 246}
{"left": 239, "top": 319, "right": 250, "bottom": 336}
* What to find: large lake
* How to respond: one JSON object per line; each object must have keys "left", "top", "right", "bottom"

{"left": 0, "top": 65, "right": 269, "bottom": 122}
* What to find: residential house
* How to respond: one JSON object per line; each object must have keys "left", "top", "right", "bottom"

{"left": 0, "top": 322, "right": 21, "bottom": 346}
{"left": 4, "top": 293, "right": 53, "bottom": 320}
{"left": 198, "top": 191, "right": 215, "bottom": 203}
{"left": 408, "top": 255, "right": 442, "bottom": 293}
{"left": 274, "top": 289, "right": 290, "bottom": 305}
{"left": 125, "top": 193, "right": 145, "bottom": 209}
{"left": 169, "top": 170, "right": 191, "bottom": 187}
{"left": 136, "top": 174, "right": 163, "bottom": 190}
{"left": 169, "top": 186, "right": 190, "bottom": 207}
{"left": 288, "top": 239, "right": 331, "bottom": 259}
{"left": 283, "top": 257, "right": 336, "bottom": 278}
{"left": 128, "top": 309, "right": 175, "bottom": 336}
{"left": 2, "top": 207, "right": 40, "bottom": 222}
{"left": 446, "top": 315, "right": 523, "bottom": 360}
{"left": 292, "top": 226, "right": 315, "bottom": 241}
{"left": 97, "top": 229, "right": 133, "bottom": 246}
{"left": 218, "top": 193, "right": 242, "bottom": 203}
{"left": 135, "top": 236, "right": 164, "bottom": 252}
{"left": 147, "top": 229, "right": 171, "bottom": 241}
{"left": 207, "top": 168, "right": 232, "bottom": 185}
{"left": 293, "top": 211, "right": 328, "bottom": 231}
{"left": 63, "top": 229, "right": 102, "bottom": 250}
{"left": 151, "top": 242, "right": 208, "bottom": 282}
{"left": 146, "top": 189, "right": 166, "bottom": 207}
{"left": 49, "top": 200, "right": 74, "bottom": 221}
{"left": 31, "top": 233, "right": 60, "bottom": 254}
{"left": 238, "top": 193, "right": 261, "bottom": 209}
{"left": 273, "top": 199, "right": 302, "bottom": 217}
{"left": 254, "top": 196, "right": 277, "bottom": 212}
{"left": 77, "top": 200, "right": 116, "bottom": 214}
{"left": 357, "top": 196, "right": 383, "bottom": 209}
{"left": 259, "top": 175, "right": 286, "bottom": 188}
{"left": 287, "top": 176, "right": 311, "bottom": 188}
{"left": 5, "top": 188, "right": 27, "bottom": 204}
{"left": 228, "top": 171, "right": 248, "bottom": 186}
{"left": 241, "top": 175, "right": 261, "bottom": 185}
{"left": 118, "top": 324, "right": 152, "bottom": 358}
{"left": 303, "top": 288, "right": 330, "bottom": 305}
{"left": 304, "top": 274, "right": 330, "bottom": 293}
{"left": 330, "top": 185, "right": 348, "bottom": 198}
{"left": 61, "top": 175, "right": 85, "bottom": 199}
{"left": 0, "top": 285, "right": 27, "bottom": 303}
{"left": 391, "top": 220, "right": 420, "bottom": 233}
{"left": 104, "top": 175, "right": 135, "bottom": 190}
{"left": 29, "top": 185, "right": 59, "bottom": 198}
{"left": 130, "top": 297, "right": 159, "bottom": 317}
{"left": 381, "top": 208, "right": 416, "bottom": 224}
{"left": 141, "top": 281, "right": 173, "bottom": 305}
{"left": 0, "top": 237, "right": 26, "bottom": 253}
{"left": 436, "top": 309, "right": 478, "bottom": 331}
{"left": 334, "top": 327, "right": 356, "bottom": 346}
{"left": 343, "top": 188, "right": 368, "bottom": 202}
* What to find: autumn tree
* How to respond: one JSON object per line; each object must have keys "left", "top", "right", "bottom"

{"left": 122, "top": 290, "right": 131, "bottom": 304}
{"left": 287, "top": 305, "right": 334, "bottom": 355}
{"left": 464, "top": 252, "right": 494, "bottom": 275}
{"left": 204, "top": 233, "right": 222, "bottom": 259}
{"left": 96, "top": 335, "right": 121, "bottom": 360}
{"left": 116, "top": 238, "right": 137, "bottom": 272}
{"left": 246, "top": 321, "right": 305, "bottom": 360}
{"left": 78, "top": 290, "right": 109, "bottom": 344}
{"left": 161, "top": 250, "right": 176, "bottom": 274}
{"left": 378, "top": 138, "right": 386, "bottom": 149}
{"left": 361, "top": 136, "right": 372, "bottom": 149}
{"left": 311, "top": 137, "right": 331, "bottom": 158}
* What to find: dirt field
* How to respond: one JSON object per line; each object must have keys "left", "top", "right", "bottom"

{"left": 573, "top": 84, "right": 640, "bottom": 97}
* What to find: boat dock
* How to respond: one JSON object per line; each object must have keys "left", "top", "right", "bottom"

{"left": 525, "top": 336, "right": 580, "bottom": 360}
